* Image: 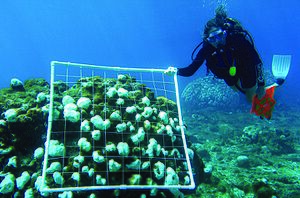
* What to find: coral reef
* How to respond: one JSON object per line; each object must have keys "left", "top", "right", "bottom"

{"left": 0, "top": 74, "right": 196, "bottom": 197}
{"left": 181, "top": 75, "right": 240, "bottom": 111}
{"left": 185, "top": 107, "right": 300, "bottom": 198}
{"left": 0, "top": 72, "right": 299, "bottom": 198}
{"left": 42, "top": 74, "right": 192, "bottom": 192}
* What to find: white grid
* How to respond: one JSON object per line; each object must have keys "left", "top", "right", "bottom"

{"left": 41, "top": 61, "right": 195, "bottom": 193}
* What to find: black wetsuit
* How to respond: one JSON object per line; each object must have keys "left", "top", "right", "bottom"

{"left": 178, "top": 33, "right": 262, "bottom": 89}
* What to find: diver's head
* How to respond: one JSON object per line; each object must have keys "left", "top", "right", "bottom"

{"left": 203, "top": 5, "right": 228, "bottom": 48}
{"left": 206, "top": 27, "right": 227, "bottom": 48}
{"left": 215, "top": 5, "right": 227, "bottom": 26}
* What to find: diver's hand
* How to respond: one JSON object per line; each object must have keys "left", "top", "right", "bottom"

{"left": 256, "top": 86, "right": 266, "bottom": 99}
{"left": 164, "top": 66, "right": 178, "bottom": 76}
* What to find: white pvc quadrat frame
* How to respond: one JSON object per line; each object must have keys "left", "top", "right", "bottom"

{"left": 41, "top": 61, "right": 195, "bottom": 193}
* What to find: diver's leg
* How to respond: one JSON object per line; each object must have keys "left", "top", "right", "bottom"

{"left": 244, "top": 85, "right": 257, "bottom": 103}
{"left": 230, "top": 85, "right": 239, "bottom": 92}
{"left": 228, "top": 79, "right": 257, "bottom": 102}
{"left": 229, "top": 79, "right": 241, "bottom": 92}
{"left": 231, "top": 79, "right": 257, "bottom": 103}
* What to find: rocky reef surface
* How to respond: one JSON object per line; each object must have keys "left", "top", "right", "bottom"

{"left": 183, "top": 105, "right": 300, "bottom": 198}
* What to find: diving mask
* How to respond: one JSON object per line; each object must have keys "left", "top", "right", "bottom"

{"left": 206, "top": 29, "right": 227, "bottom": 48}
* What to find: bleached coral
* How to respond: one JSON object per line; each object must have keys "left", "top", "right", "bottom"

{"left": 105, "top": 143, "right": 117, "bottom": 152}
{"left": 96, "top": 175, "right": 106, "bottom": 185}
{"left": 117, "top": 74, "right": 126, "bottom": 81}
{"left": 157, "top": 125, "right": 166, "bottom": 134}
{"left": 170, "top": 148, "right": 181, "bottom": 158}
{"left": 126, "top": 159, "right": 141, "bottom": 170}
{"left": 91, "top": 130, "right": 101, "bottom": 141}
{"left": 116, "top": 122, "right": 127, "bottom": 133}
{"left": 78, "top": 137, "right": 91, "bottom": 152}
{"left": 158, "top": 111, "right": 168, "bottom": 125}
{"left": 127, "top": 121, "right": 135, "bottom": 132}
{"left": 165, "top": 125, "right": 176, "bottom": 142}
{"left": 106, "top": 87, "right": 117, "bottom": 98}
{"left": 36, "top": 92, "right": 49, "bottom": 103}
{"left": 34, "top": 147, "right": 44, "bottom": 159}
{"left": 25, "top": 188, "right": 34, "bottom": 198}
{"left": 0, "top": 173, "right": 15, "bottom": 194}
{"left": 153, "top": 161, "right": 165, "bottom": 180}
{"left": 109, "top": 159, "right": 121, "bottom": 172}
{"left": 77, "top": 97, "right": 91, "bottom": 109}
{"left": 131, "top": 127, "right": 145, "bottom": 145}
{"left": 46, "top": 162, "right": 62, "bottom": 173}
{"left": 35, "top": 74, "right": 190, "bottom": 193}
{"left": 58, "top": 191, "right": 73, "bottom": 198}
{"left": 91, "top": 115, "right": 111, "bottom": 130}
{"left": 141, "top": 96, "right": 150, "bottom": 106}
{"left": 88, "top": 168, "right": 94, "bottom": 177}
{"left": 82, "top": 166, "right": 94, "bottom": 177}
{"left": 53, "top": 172, "right": 64, "bottom": 185}
{"left": 142, "top": 107, "right": 153, "bottom": 118}
{"left": 73, "top": 155, "right": 84, "bottom": 168}
{"left": 146, "top": 138, "right": 161, "bottom": 157}
{"left": 4, "top": 109, "right": 17, "bottom": 122}
{"left": 71, "top": 172, "right": 80, "bottom": 182}
{"left": 141, "top": 161, "right": 151, "bottom": 169}
{"left": 184, "top": 175, "right": 190, "bottom": 185}
{"left": 164, "top": 167, "right": 179, "bottom": 185}
{"left": 80, "top": 120, "right": 90, "bottom": 132}
{"left": 7, "top": 156, "right": 17, "bottom": 168}
{"left": 135, "top": 113, "right": 142, "bottom": 122}
{"left": 144, "top": 120, "right": 151, "bottom": 131}
{"left": 126, "top": 106, "right": 137, "bottom": 114}
{"left": 117, "top": 142, "right": 130, "bottom": 156}
{"left": 117, "top": 88, "right": 129, "bottom": 98}
{"left": 116, "top": 98, "right": 125, "bottom": 105}
{"left": 169, "top": 118, "right": 175, "bottom": 128}
{"left": 62, "top": 95, "right": 75, "bottom": 106}
{"left": 63, "top": 103, "right": 80, "bottom": 122}
{"left": 34, "top": 176, "right": 49, "bottom": 197}
{"left": 110, "top": 111, "right": 122, "bottom": 121}
{"left": 16, "top": 171, "right": 30, "bottom": 190}
{"left": 48, "top": 140, "right": 65, "bottom": 157}
{"left": 187, "top": 148, "right": 194, "bottom": 160}
{"left": 82, "top": 166, "right": 89, "bottom": 173}
{"left": 92, "top": 151, "right": 105, "bottom": 163}
{"left": 129, "top": 174, "right": 141, "bottom": 185}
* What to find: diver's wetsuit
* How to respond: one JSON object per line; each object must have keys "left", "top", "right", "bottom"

{"left": 178, "top": 33, "right": 263, "bottom": 89}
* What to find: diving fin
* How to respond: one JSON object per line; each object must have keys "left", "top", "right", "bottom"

{"left": 250, "top": 55, "right": 291, "bottom": 120}
{"left": 272, "top": 55, "right": 291, "bottom": 86}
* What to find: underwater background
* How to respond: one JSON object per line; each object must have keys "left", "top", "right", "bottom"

{"left": 0, "top": 0, "right": 299, "bottom": 197}
{"left": 1, "top": 0, "right": 300, "bottom": 101}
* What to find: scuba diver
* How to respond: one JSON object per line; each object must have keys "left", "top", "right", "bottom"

{"left": 165, "top": 5, "right": 266, "bottom": 103}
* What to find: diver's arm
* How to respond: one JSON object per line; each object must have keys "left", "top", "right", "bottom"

{"left": 177, "top": 47, "right": 207, "bottom": 77}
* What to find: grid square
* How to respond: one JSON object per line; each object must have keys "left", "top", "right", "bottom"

{"left": 41, "top": 61, "right": 195, "bottom": 193}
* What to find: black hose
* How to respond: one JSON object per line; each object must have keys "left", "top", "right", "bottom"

{"left": 191, "top": 42, "right": 203, "bottom": 61}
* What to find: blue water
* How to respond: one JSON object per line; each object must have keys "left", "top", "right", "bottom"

{"left": 0, "top": 0, "right": 299, "bottom": 104}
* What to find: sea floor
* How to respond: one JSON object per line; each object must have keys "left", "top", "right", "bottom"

{"left": 1, "top": 78, "right": 299, "bottom": 197}
{"left": 181, "top": 104, "right": 300, "bottom": 198}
